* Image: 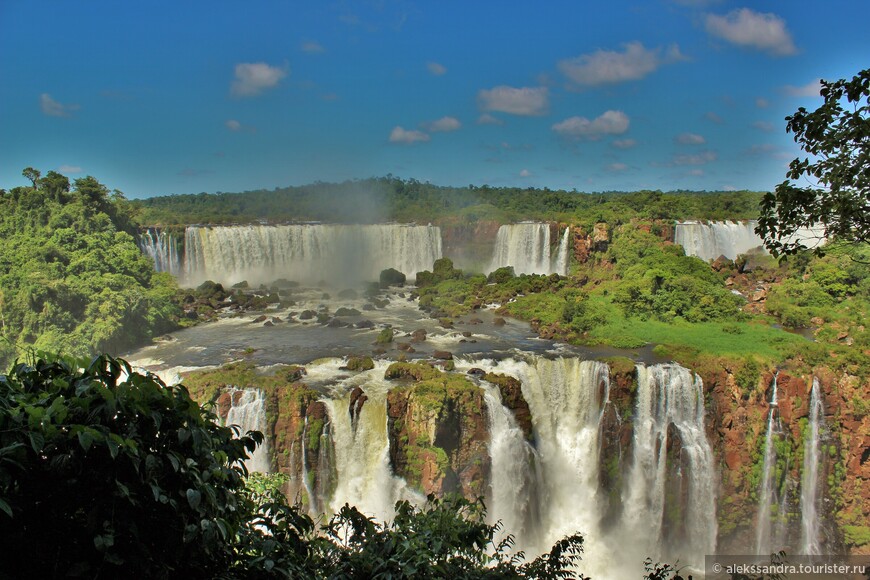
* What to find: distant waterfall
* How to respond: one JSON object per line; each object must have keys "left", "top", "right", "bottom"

{"left": 138, "top": 228, "right": 183, "bottom": 277}
{"left": 675, "top": 220, "right": 826, "bottom": 262}
{"left": 488, "top": 223, "right": 570, "bottom": 275}
{"left": 800, "top": 377, "right": 825, "bottom": 555}
{"left": 225, "top": 388, "right": 271, "bottom": 474}
{"left": 755, "top": 375, "right": 780, "bottom": 556}
{"left": 183, "top": 224, "right": 442, "bottom": 287}
{"left": 623, "top": 364, "right": 717, "bottom": 569}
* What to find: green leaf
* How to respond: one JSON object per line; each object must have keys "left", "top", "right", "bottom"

{"left": 186, "top": 488, "right": 201, "bottom": 510}
{"left": 0, "top": 497, "right": 12, "bottom": 518}
{"left": 77, "top": 430, "right": 94, "bottom": 452}
{"left": 28, "top": 432, "right": 44, "bottom": 453}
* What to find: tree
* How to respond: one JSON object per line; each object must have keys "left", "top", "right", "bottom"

{"left": 22, "top": 167, "right": 41, "bottom": 188}
{"left": 0, "top": 354, "right": 261, "bottom": 579}
{"left": 757, "top": 69, "right": 870, "bottom": 257}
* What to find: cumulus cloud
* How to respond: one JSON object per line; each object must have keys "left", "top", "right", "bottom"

{"left": 423, "top": 116, "right": 461, "bottom": 133}
{"left": 427, "top": 62, "right": 447, "bottom": 76}
{"left": 752, "top": 120, "right": 774, "bottom": 132}
{"left": 612, "top": 138, "right": 637, "bottom": 149}
{"left": 608, "top": 163, "right": 629, "bottom": 172}
{"left": 231, "top": 62, "right": 288, "bottom": 97}
{"left": 389, "top": 126, "right": 430, "bottom": 144}
{"left": 675, "top": 132, "right": 706, "bottom": 145}
{"left": 40, "top": 93, "right": 79, "bottom": 117}
{"left": 58, "top": 164, "right": 82, "bottom": 173}
{"left": 705, "top": 8, "right": 797, "bottom": 56}
{"left": 519, "top": 169, "right": 532, "bottom": 177}
{"left": 478, "top": 86, "right": 549, "bottom": 116}
{"left": 558, "top": 42, "right": 686, "bottom": 87}
{"left": 301, "top": 41, "right": 325, "bottom": 53}
{"left": 756, "top": 97, "right": 769, "bottom": 108}
{"left": 226, "top": 119, "right": 242, "bottom": 131}
{"left": 783, "top": 80, "right": 821, "bottom": 97}
{"left": 673, "top": 150, "right": 718, "bottom": 165}
{"left": 705, "top": 111, "right": 724, "bottom": 124}
{"left": 551, "top": 110, "right": 629, "bottom": 140}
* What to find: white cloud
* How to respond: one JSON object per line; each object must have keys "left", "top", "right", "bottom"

{"left": 424, "top": 116, "right": 461, "bottom": 132}
{"left": 551, "top": 110, "right": 629, "bottom": 140}
{"left": 783, "top": 80, "right": 821, "bottom": 97}
{"left": 675, "top": 132, "right": 706, "bottom": 145}
{"left": 302, "top": 41, "right": 325, "bottom": 53}
{"left": 688, "top": 169, "right": 705, "bottom": 176}
{"left": 389, "top": 126, "right": 430, "bottom": 144}
{"left": 612, "top": 138, "right": 637, "bottom": 149}
{"left": 705, "top": 8, "right": 796, "bottom": 56}
{"left": 756, "top": 97, "right": 769, "bottom": 108}
{"left": 231, "top": 62, "right": 288, "bottom": 97}
{"left": 558, "top": 42, "right": 686, "bottom": 87}
{"left": 427, "top": 62, "right": 447, "bottom": 76}
{"left": 608, "top": 163, "right": 628, "bottom": 172}
{"left": 40, "top": 93, "right": 79, "bottom": 117}
{"left": 226, "top": 119, "right": 242, "bottom": 131}
{"left": 673, "top": 150, "right": 718, "bottom": 165}
{"left": 752, "top": 120, "right": 774, "bottom": 132}
{"left": 58, "top": 164, "right": 82, "bottom": 173}
{"left": 477, "top": 86, "right": 549, "bottom": 116}
{"left": 519, "top": 169, "right": 532, "bottom": 177}
{"left": 705, "top": 111, "right": 724, "bottom": 124}
{"left": 477, "top": 113, "right": 504, "bottom": 125}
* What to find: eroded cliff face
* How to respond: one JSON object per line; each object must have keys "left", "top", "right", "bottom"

{"left": 439, "top": 220, "right": 501, "bottom": 272}
{"left": 385, "top": 362, "right": 489, "bottom": 498}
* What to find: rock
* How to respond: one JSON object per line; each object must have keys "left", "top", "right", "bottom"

{"left": 299, "top": 310, "right": 316, "bottom": 320}
{"left": 335, "top": 307, "right": 361, "bottom": 317}
{"left": 354, "top": 319, "right": 375, "bottom": 329}
{"left": 467, "top": 368, "right": 486, "bottom": 378}
{"left": 410, "top": 329, "right": 427, "bottom": 343}
{"left": 433, "top": 350, "right": 453, "bottom": 360}
{"left": 263, "top": 320, "right": 273, "bottom": 327}
{"left": 362, "top": 303, "right": 376, "bottom": 311}
{"left": 379, "top": 268, "right": 406, "bottom": 288}
{"left": 493, "top": 317, "right": 506, "bottom": 326}
{"left": 338, "top": 288, "right": 359, "bottom": 300}
{"left": 483, "top": 373, "right": 533, "bottom": 439}
{"left": 343, "top": 356, "right": 374, "bottom": 371}
{"left": 252, "top": 315, "right": 268, "bottom": 323}
{"left": 327, "top": 318, "right": 348, "bottom": 328}
{"left": 348, "top": 386, "right": 368, "bottom": 425}
{"left": 397, "top": 342, "right": 413, "bottom": 352}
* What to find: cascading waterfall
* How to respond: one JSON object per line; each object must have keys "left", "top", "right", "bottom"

{"left": 138, "top": 228, "right": 183, "bottom": 277}
{"left": 755, "top": 374, "right": 780, "bottom": 556}
{"left": 623, "top": 364, "right": 717, "bottom": 570}
{"left": 225, "top": 388, "right": 271, "bottom": 474}
{"left": 488, "top": 223, "right": 570, "bottom": 275}
{"left": 183, "top": 223, "right": 442, "bottom": 287}
{"left": 675, "top": 220, "right": 826, "bottom": 262}
{"left": 800, "top": 377, "right": 825, "bottom": 555}
{"left": 322, "top": 363, "right": 414, "bottom": 521}
{"left": 480, "top": 381, "right": 540, "bottom": 546}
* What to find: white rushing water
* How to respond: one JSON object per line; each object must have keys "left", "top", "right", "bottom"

{"left": 320, "top": 361, "right": 417, "bottom": 522}
{"left": 800, "top": 377, "right": 824, "bottom": 556}
{"left": 675, "top": 220, "right": 826, "bottom": 262}
{"left": 184, "top": 223, "right": 442, "bottom": 287}
{"left": 138, "top": 228, "right": 183, "bottom": 277}
{"left": 225, "top": 388, "right": 272, "bottom": 474}
{"left": 623, "top": 364, "right": 717, "bottom": 571}
{"left": 755, "top": 374, "right": 780, "bottom": 556}
{"left": 488, "top": 223, "right": 570, "bottom": 275}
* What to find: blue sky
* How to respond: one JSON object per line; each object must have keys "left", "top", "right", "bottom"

{"left": 1, "top": 0, "right": 867, "bottom": 198}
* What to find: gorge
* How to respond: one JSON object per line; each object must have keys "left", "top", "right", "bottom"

{"left": 128, "top": 218, "right": 870, "bottom": 577}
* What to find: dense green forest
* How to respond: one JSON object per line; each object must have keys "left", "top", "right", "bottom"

{"left": 133, "top": 176, "right": 764, "bottom": 227}
{"left": 0, "top": 170, "right": 180, "bottom": 367}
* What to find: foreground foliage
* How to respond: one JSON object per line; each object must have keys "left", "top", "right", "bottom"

{"left": 0, "top": 354, "right": 586, "bottom": 579}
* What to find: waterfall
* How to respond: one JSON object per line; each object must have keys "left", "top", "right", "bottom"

{"left": 183, "top": 223, "right": 442, "bottom": 287}
{"left": 488, "top": 223, "right": 569, "bottom": 276}
{"left": 755, "top": 374, "right": 780, "bottom": 556}
{"left": 322, "top": 364, "right": 414, "bottom": 521}
{"left": 800, "top": 377, "right": 824, "bottom": 555}
{"left": 675, "top": 221, "right": 765, "bottom": 261}
{"left": 623, "top": 364, "right": 717, "bottom": 569}
{"left": 675, "top": 220, "right": 826, "bottom": 262}
{"left": 225, "top": 388, "right": 271, "bottom": 474}
{"left": 138, "top": 228, "right": 183, "bottom": 277}
{"left": 480, "top": 381, "right": 540, "bottom": 547}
